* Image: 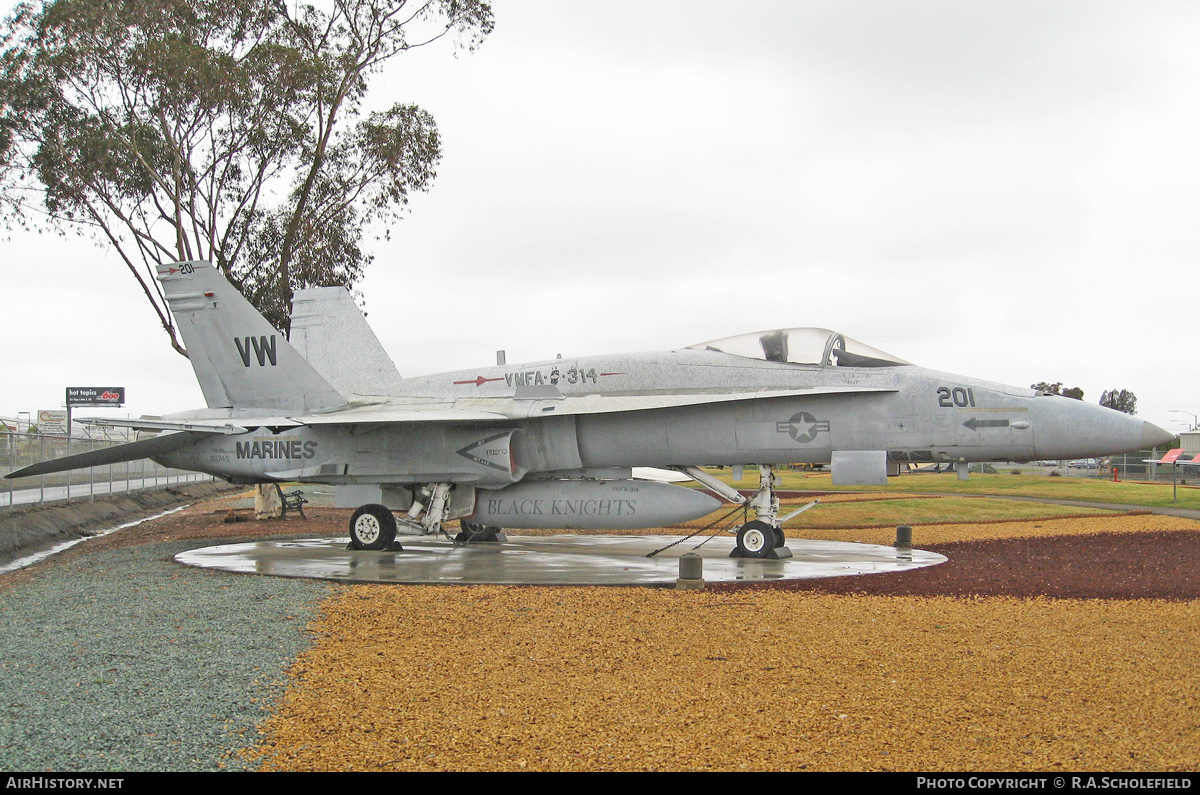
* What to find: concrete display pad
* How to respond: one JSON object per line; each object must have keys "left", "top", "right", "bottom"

{"left": 174, "top": 534, "right": 946, "bottom": 587}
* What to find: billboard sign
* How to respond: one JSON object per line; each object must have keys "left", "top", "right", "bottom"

{"left": 37, "top": 410, "right": 69, "bottom": 435}
{"left": 65, "top": 387, "right": 125, "bottom": 407}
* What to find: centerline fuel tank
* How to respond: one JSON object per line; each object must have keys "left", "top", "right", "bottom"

{"left": 466, "top": 479, "right": 721, "bottom": 530}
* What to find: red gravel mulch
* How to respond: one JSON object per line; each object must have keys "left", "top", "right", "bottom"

{"left": 736, "top": 530, "right": 1200, "bottom": 601}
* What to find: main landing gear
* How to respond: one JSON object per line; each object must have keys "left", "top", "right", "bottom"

{"left": 348, "top": 482, "right": 453, "bottom": 551}
{"left": 347, "top": 484, "right": 508, "bottom": 550}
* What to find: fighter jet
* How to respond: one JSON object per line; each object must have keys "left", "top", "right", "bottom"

{"left": 6, "top": 261, "right": 1174, "bottom": 559}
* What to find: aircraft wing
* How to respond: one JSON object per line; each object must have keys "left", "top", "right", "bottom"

{"left": 293, "top": 384, "right": 896, "bottom": 425}
{"left": 5, "top": 431, "right": 213, "bottom": 479}
{"left": 76, "top": 387, "right": 886, "bottom": 431}
{"left": 283, "top": 405, "right": 517, "bottom": 425}
{"left": 494, "top": 384, "right": 899, "bottom": 417}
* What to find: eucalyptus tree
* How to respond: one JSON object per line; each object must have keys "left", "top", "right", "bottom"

{"left": 1031, "top": 381, "right": 1084, "bottom": 401}
{"left": 0, "top": 0, "right": 493, "bottom": 353}
{"left": 1100, "top": 389, "right": 1137, "bottom": 415}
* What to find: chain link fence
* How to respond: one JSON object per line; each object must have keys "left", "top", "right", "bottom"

{"left": 972, "top": 451, "right": 1193, "bottom": 480}
{"left": 1109, "top": 449, "right": 1198, "bottom": 482}
{"left": 1, "top": 429, "right": 215, "bottom": 510}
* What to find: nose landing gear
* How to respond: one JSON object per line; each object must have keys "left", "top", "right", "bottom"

{"left": 730, "top": 465, "right": 793, "bottom": 560}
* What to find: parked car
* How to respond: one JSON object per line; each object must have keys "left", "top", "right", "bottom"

{"left": 1068, "top": 458, "right": 1099, "bottom": 468}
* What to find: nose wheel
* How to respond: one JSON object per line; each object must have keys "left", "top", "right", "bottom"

{"left": 735, "top": 520, "right": 773, "bottom": 556}
{"left": 732, "top": 519, "right": 790, "bottom": 558}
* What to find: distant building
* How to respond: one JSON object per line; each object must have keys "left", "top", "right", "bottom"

{"left": 1182, "top": 431, "right": 1200, "bottom": 457}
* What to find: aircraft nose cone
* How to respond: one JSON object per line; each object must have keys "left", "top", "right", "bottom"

{"left": 1143, "top": 421, "right": 1176, "bottom": 449}
{"left": 1031, "top": 398, "right": 1171, "bottom": 459}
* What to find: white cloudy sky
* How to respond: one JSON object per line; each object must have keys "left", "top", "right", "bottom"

{"left": 2, "top": 0, "right": 1198, "bottom": 433}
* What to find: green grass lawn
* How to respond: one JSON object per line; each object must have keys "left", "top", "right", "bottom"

{"left": 776, "top": 495, "right": 1108, "bottom": 529}
{"left": 707, "top": 468, "right": 1200, "bottom": 511}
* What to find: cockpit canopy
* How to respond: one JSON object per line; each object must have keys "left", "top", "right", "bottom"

{"left": 686, "top": 327, "right": 911, "bottom": 368}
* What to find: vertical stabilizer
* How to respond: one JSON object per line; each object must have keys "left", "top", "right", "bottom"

{"left": 291, "top": 287, "right": 404, "bottom": 397}
{"left": 156, "top": 261, "right": 347, "bottom": 413}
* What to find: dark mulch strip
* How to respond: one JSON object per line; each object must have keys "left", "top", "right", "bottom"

{"left": 722, "top": 531, "right": 1200, "bottom": 600}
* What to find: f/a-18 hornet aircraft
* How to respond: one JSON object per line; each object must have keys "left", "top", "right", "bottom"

{"left": 8, "top": 261, "right": 1174, "bottom": 559}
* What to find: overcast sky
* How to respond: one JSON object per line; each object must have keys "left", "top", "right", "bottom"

{"left": 2, "top": 0, "right": 1197, "bottom": 434}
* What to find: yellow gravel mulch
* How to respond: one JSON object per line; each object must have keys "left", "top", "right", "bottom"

{"left": 246, "top": 586, "right": 1198, "bottom": 772}
{"left": 245, "top": 507, "right": 1200, "bottom": 772}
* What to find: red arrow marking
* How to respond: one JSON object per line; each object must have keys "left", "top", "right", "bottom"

{"left": 454, "top": 376, "right": 506, "bottom": 387}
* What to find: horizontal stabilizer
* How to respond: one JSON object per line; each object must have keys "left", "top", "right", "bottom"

{"left": 5, "top": 432, "right": 207, "bottom": 479}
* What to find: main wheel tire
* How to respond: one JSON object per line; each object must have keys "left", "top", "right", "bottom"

{"left": 736, "top": 520, "right": 775, "bottom": 558}
{"left": 773, "top": 525, "right": 787, "bottom": 548}
{"left": 349, "top": 504, "right": 397, "bottom": 551}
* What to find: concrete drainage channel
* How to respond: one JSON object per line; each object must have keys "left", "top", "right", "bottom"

{"left": 0, "top": 482, "right": 241, "bottom": 571}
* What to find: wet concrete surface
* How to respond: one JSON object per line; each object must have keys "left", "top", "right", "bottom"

{"left": 174, "top": 534, "right": 946, "bottom": 587}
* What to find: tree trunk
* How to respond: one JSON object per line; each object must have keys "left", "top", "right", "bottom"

{"left": 254, "top": 483, "right": 281, "bottom": 520}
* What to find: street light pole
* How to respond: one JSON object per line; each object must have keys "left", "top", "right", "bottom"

{"left": 1169, "top": 410, "right": 1198, "bottom": 431}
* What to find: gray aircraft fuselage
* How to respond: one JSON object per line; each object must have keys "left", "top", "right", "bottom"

{"left": 160, "top": 348, "right": 1160, "bottom": 487}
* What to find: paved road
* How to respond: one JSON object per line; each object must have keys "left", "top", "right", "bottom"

{"left": 0, "top": 473, "right": 214, "bottom": 508}
{"left": 975, "top": 493, "right": 1200, "bottom": 521}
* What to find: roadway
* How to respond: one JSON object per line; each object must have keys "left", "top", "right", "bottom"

{"left": 0, "top": 473, "right": 214, "bottom": 508}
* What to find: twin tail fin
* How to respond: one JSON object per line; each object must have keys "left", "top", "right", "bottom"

{"left": 156, "top": 261, "right": 347, "bottom": 413}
